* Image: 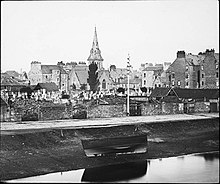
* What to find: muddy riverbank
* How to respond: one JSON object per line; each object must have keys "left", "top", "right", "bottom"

{"left": 0, "top": 117, "right": 219, "bottom": 181}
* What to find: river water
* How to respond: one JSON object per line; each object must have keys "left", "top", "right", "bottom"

{"left": 7, "top": 151, "right": 219, "bottom": 183}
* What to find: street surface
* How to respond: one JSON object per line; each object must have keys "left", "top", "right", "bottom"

{"left": 1, "top": 113, "right": 219, "bottom": 135}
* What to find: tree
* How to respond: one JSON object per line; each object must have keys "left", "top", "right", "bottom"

{"left": 88, "top": 62, "right": 99, "bottom": 92}
{"left": 71, "top": 83, "right": 76, "bottom": 90}
{"left": 117, "top": 87, "right": 125, "bottom": 94}
{"left": 140, "top": 87, "right": 147, "bottom": 93}
{"left": 80, "top": 84, "right": 87, "bottom": 90}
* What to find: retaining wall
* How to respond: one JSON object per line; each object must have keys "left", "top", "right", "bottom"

{"left": 87, "top": 104, "right": 127, "bottom": 118}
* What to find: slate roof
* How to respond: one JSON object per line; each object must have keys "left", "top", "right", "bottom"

{"left": 41, "top": 65, "right": 67, "bottom": 74}
{"left": 1, "top": 97, "right": 8, "bottom": 106}
{"left": 1, "top": 73, "right": 25, "bottom": 87}
{"left": 75, "top": 70, "right": 89, "bottom": 85}
{"left": 118, "top": 77, "right": 141, "bottom": 84}
{"left": 150, "top": 87, "right": 171, "bottom": 98}
{"left": 20, "top": 86, "right": 34, "bottom": 93}
{"left": 142, "top": 66, "right": 163, "bottom": 71}
{"left": 5, "top": 70, "right": 20, "bottom": 78}
{"left": 186, "top": 54, "right": 204, "bottom": 66}
{"left": 174, "top": 88, "right": 219, "bottom": 99}
{"left": 34, "top": 82, "right": 59, "bottom": 92}
{"left": 150, "top": 87, "right": 219, "bottom": 99}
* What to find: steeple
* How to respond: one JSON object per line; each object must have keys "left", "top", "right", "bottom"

{"left": 87, "top": 27, "right": 104, "bottom": 70}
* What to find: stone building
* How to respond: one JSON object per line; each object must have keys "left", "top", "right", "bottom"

{"left": 68, "top": 62, "right": 89, "bottom": 90}
{"left": 28, "top": 61, "right": 68, "bottom": 92}
{"left": 166, "top": 51, "right": 202, "bottom": 88}
{"left": 142, "top": 64, "right": 164, "bottom": 89}
{"left": 97, "top": 70, "right": 115, "bottom": 91}
{"left": 199, "top": 49, "right": 219, "bottom": 89}
{"left": 166, "top": 49, "right": 219, "bottom": 89}
{"left": 87, "top": 27, "right": 104, "bottom": 71}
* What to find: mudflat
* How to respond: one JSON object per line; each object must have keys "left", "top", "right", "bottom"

{"left": 0, "top": 116, "right": 219, "bottom": 181}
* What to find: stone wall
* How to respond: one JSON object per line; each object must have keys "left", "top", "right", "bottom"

{"left": 141, "top": 102, "right": 162, "bottom": 116}
{"left": 162, "top": 102, "right": 184, "bottom": 114}
{"left": 87, "top": 104, "right": 126, "bottom": 118}
{"left": 141, "top": 102, "right": 184, "bottom": 116}
{"left": 194, "top": 102, "right": 210, "bottom": 113}
{"left": 39, "top": 105, "right": 70, "bottom": 121}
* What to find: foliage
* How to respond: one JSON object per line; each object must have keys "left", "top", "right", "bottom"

{"left": 88, "top": 62, "right": 99, "bottom": 92}
{"left": 71, "top": 83, "right": 76, "bottom": 90}
{"left": 140, "top": 87, "right": 147, "bottom": 93}
{"left": 117, "top": 87, "right": 125, "bottom": 94}
{"left": 80, "top": 84, "right": 87, "bottom": 90}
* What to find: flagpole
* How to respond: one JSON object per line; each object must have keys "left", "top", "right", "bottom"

{"left": 127, "top": 54, "right": 131, "bottom": 116}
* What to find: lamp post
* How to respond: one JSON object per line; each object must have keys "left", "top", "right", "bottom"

{"left": 127, "top": 54, "right": 132, "bottom": 116}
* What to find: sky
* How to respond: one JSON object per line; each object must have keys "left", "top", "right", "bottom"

{"left": 1, "top": 0, "right": 219, "bottom": 73}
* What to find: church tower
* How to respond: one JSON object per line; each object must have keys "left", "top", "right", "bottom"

{"left": 87, "top": 27, "right": 104, "bottom": 71}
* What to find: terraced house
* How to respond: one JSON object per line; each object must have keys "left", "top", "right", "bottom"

{"left": 166, "top": 49, "right": 219, "bottom": 89}
{"left": 28, "top": 61, "right": 68, "bottom": 92}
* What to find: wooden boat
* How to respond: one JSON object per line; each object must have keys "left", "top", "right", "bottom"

{"left": 81, "top": 134, "right": 148, "bottom": 157}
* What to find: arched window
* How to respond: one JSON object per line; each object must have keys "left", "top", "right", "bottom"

{"left": 102, "top": 79, "right": 106, "bottom": 89}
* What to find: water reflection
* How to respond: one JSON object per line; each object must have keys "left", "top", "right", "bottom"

{"left": 81, "top": 161, "right": 147, "bottom": 182}
{"left": 200, "top": 152, "right": 219, "bottom": 161}
{"left": 6, "top": 152, "right": 219, "bottom": 183}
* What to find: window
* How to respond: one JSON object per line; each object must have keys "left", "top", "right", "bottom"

{"left": 202, "top": 73, "right": 204, "bottom": 78}
{"left": 57, "top": 70, "right": 60, "bottom": 74}
{"left": 144, "top": 80, "right": 146, "bottom": 85}
{"left": 185, "top": 74, "right": 189, "bottom": 79}
{"left": 217, "top": 81, "right": 219, "bottom": 87}
{"left": 186, "top": 65, "right": 189, "bottom": 71}
{"left": 177, "top": 81, "right": 181, "bottom": 86}
{"left": 155, "top": 84, "right": 157, "bottom": 88}
{"left": 155, "top": 76, "right": 157, "bottom": 79}
{"left": 201, "top": 65, "right": 204, "bottom": 70}
{"left": 158, "top": 84, "right": 161, "bottom": 87}
{"left": 45, "top": 75, "right": 48, "bottom": 79}
{"left": 201, "top": 81, "right": 204, "bottom": 86}
{"left": 57, "top": 78, "right": 59, "bottom": 81}
{"left": 216, "top": 72, "right": 219, "bottom": 78}
{"left": 144, "top": 73, "right": 146, "bottom": 78}
{"left": 172, "top": 81, "right": 175, "bottom": 86}
{"left": 186, "top": 82, "right": 189, "bottom": 87}
{"left": 216, "top": 64, "right": 219, "bottom": 69}
{"left": 172, "top": 73, "right": 175, "bottom": 78}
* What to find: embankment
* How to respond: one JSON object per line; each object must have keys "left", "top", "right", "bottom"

{"left": 0, "top": 117, "right": 219, "bottom": 181}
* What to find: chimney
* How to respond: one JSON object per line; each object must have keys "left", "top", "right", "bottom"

{"left": 205, "top": 49, "right": 215, "bottom": 56}
{"left": 31, "top": 61, "right": 41, "bottom": 71}
{"left": 177, "top": 51, "right": 186, "bottom": 58}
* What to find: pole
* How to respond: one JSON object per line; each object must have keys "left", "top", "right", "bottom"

{"left": 127, "top": 54, "right": 131, "bottom": 116}
{"left": 127, "top": 73, "right": 130, "bottom": 116}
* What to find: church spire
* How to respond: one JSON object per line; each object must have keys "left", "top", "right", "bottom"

{"left": 92, "top": 26, "right": 99, "bottom": 49}
{"left": 87, "top": 27, "right": 104, "bottom": 70}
